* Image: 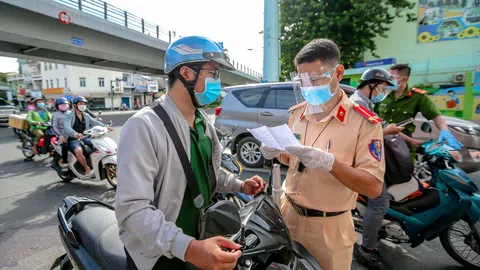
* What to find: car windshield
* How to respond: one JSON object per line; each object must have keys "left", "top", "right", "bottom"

{"left": 0, "top": 99, "right": 12, "bottom": 106}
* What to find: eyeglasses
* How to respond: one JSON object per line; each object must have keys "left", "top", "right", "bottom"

{"left": 200, "top": 68, "right": 221, "bottom": 80}
{"left": 390, "top": 75, "right": 404, "bottom": 80}
{"left": 292, "top": 65, "right": 339, "bottom": 87}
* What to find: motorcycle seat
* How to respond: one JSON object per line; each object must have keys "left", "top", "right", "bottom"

{"left": 72, "top": 206, "right": 126, "bottom": 270}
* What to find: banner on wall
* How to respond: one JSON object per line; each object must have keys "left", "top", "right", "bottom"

{"left": 417, "top": 0, "right": 480, "bottom": 43}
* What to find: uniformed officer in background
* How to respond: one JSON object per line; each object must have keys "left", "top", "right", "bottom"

{"left": 261, "top": 39, "right": 385, "bottom": 270}
{"left": 375, "top": 64, "right": 463, "bottom": 158}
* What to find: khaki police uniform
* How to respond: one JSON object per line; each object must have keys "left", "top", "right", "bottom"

{"left": 280, "top": 90, "right": 385, "bottom": 270}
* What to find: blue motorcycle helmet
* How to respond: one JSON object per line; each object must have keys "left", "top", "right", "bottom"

{"left": 164, "top": 36, "right": 235, "bottom": 107}
{"left": 72, "top": 96, "right": 88, "bottom": 104}
{"left": 54, "top": 97, "right": 69, "bottom": 110}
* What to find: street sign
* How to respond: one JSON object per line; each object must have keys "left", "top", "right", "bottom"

{"left": 147, "top": 81, "right": 158, "bottom": 92}
{"left": 355, "top": 58, "right": 397, "bottom": 69}
{"left": 58, "top": 11, "right": 71, "bottom": 25}
{"left": 71, "top": 37, "right": 84, "bottom": 46}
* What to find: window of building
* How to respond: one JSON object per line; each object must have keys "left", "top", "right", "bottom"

{"left": 55, "top": 64, "right": 58, "bottom": 69}
{"left": 50, "top": 79, "right": 53, "bottom": 88}
{"left": 80, "top": 77, "right": 86, "bottom": 87}
{"left": 49, "top": 63, "right": 52, "bottom": 70}
{"left": 56, "top": 79, "right": 60, "bottom": 88}
{"left": 64, "top": 78, "right": 68, "bottom": 88}
{"left": 98, "top": 77, "right": 105, "bottom": 87}
{"left": 46, "top": 80, "right": 49, "bottom": 88}
{"left": 44, "top": 63, "right": 47, "bottom": 71}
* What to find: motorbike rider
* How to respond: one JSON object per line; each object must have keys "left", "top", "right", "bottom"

{"left": 64, "top": 96, "right": 109, "bottom": 178}
{"left": 349, "top": 68, "right": 415, "bottom": 269}
{"left": 51, "top": 97, "right": 71, "bottom": 171}
{"left": 115, "top": 36, "right": 266, "bottom": 270}
{"left": 26, "top": 97, "right": 52, "bottom": 155}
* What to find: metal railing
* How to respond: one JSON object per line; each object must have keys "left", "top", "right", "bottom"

{"left": 53, "top": 0, "right": 261, "bottom": 79}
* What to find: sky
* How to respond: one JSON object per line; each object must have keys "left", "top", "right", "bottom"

{"left": 0, "top": 0, "right": 265, "bottom": 74}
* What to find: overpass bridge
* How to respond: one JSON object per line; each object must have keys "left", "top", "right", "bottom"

{"left": 0, "top": 0, "right": 261, "bottom": 86}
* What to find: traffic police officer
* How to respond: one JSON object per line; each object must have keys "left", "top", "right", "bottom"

{"left": 261, "top": 39, "right": 385, "bottom": 270}
{"left": 375, "top": 64, "right": 463, "bottom": 157}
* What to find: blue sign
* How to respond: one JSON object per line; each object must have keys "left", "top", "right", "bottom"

{"left": 355, "top": 58, "right": 397, "bottom": 69}
{"left": 134, "top": 85, "right": 147, "bottom": 92}
{"left": 64, "top": 95, "right": 72, "bottom": 100}
{"left": 261, "top": 79, "right": 268, "bottom": 83}
{"left": 71, "top": 36, "right": 84, "bottom": 46}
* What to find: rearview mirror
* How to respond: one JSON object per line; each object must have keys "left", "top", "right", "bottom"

{"left": 421, "top": 122, "right": 432, "bottom": 133}
{"left": 108, "top": 120, "right": 113, "bottom": 126}
{"left": 198, "top": 200, "right": 241, "bottom": 240}
{"left": 98, "top": 111, "right": 102, "bottom": 116}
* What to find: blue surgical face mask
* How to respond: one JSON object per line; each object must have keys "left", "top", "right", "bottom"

{"left": 371, "top": 92, "right": 386, "bottom": 103}
{"left": 37, "top": 103, "right": 45, "bottom": 108}
{"left": 195, "top": 77, "right": 222, "bottom": 106}
{"left": 386, "top": 80, "right": 399, "bottom": 91}
{"left": 301, "top": 84, "right": 334, "bottom": 105}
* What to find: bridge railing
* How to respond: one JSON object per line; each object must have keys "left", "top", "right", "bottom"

{"left": 53, "top": 0, "right": 262, "bottom": 79}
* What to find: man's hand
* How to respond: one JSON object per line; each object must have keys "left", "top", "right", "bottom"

{"left": 241, "top": 175, "right": 266, "bottom": 195}
{"left": 74, "top": 133, "right": 83, "bottom": 139}
{"left": 438, "top": 129, "right": 464, "bottom": 150}
{"left": 97, "top": 117, "right": 103, "bottom": 121}
{"left": 60, "top": 138, "right": 67, "bottom": 143}
{"left": 185, "top": 237, "right": 242, "bottom": 270}
{"left": 33, "top": 122, "right": 40, "bottom": 126}
{"left": 260, "top": 144, "right": 280, "bottom": 160}
{"left": 384, "top": 124, "right": 404, "bottom": 136}
{"left": 410, "top": 138, "right": 424, "bottom": 149}
{"left": 107, "top": 127, "right": 114, "bottom": 132}
{"left": 286, "top": 145, "right": 334, "bottom": 171}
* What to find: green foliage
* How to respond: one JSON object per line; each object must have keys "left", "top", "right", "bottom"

{"left": 0, "top": 72, "right": 6, "bottom": 83}
{"left": 280, "top": 0, "right": 416, "bottom": 79}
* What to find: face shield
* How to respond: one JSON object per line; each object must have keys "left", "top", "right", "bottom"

{"left": 290, "top": 65, "right": 339, "bottom": 115}
{"left": 371, "top": 84, "right": 393, "bottom": 104}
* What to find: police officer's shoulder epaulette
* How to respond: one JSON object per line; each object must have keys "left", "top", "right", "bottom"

{"left": 351, "top": 101, "right": 382, "bottom": 125}
{"left": 288, "top": 101, "right": 307, "bottom": 113}
{"left": 411, "top": 88, "right": 427, "bottom": 95}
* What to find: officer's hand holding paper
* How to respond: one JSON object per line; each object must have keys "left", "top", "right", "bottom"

{"left": 247, "top": 124, "right": 301, "bottom": 151}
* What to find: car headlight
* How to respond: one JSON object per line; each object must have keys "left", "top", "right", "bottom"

{"left": 451, "top": 126, "right": 478, "bottom": 136}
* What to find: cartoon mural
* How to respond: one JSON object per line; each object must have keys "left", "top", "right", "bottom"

{"left": 418, "top": 0, "right": 480, "bottom": 43}
{"left": 429, "top": 86, "right": 465, "bottom": 110}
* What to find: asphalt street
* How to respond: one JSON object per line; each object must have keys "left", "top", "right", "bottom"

{"left": 0, "top": 110, "right": 479, "bottom": 270}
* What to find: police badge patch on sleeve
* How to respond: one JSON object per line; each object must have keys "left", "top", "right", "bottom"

{"left": 369, "top": 139, "right": 382, "bottom": 161}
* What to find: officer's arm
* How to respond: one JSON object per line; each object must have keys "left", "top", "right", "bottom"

{"left": 330, "top": 122, "right": 384, "bottom": 198}
{"left": 432, "top": 115, "right": 448, "bottom": 131}
{"left": 420, "top": 95, "right": 445, "bottom": 129}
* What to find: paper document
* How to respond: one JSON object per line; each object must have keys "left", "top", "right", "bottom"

{"left": 247, "top": 124, "right": 301, "bottom": 151}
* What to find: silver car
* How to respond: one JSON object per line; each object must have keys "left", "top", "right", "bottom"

{"left": 214, "top": 82, "right": 480, "bottom": 175}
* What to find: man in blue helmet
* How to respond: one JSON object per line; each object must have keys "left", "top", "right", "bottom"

{"left": 115, "top": 36, "right": 266, "bottom": 270}
{"left": 64, "top": 96, "right": 107, "bottom": 178}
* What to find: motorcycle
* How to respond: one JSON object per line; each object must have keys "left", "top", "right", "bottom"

{"left": 16, "top": 122, "right": 55, "bottom": 160}
{"left": 353, "top": 122, "right": 480, "bottom": 269}
{"left": 54, "top": 168, "right": 321, "bottom": 269}
{"left": 218, "top": 127, "right": 243, "bottom": 175}
{"left": 50, "top": 121, "right": 118, "bottom": 188}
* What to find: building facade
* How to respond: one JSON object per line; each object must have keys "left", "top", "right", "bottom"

{"left": 343, "top": 0, "right": 480, "bottom": 120}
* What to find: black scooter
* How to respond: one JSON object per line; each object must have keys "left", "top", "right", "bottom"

{"left": 54, "top": 171, "right": 321, "bottom": 269}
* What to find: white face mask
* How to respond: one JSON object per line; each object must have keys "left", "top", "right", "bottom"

{"left": 77, "top": 105, "right": 87, "bottom": 112}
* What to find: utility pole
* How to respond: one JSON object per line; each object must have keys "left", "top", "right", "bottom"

{"left": 263, "top": 0, "right": 280, "bottom": 82}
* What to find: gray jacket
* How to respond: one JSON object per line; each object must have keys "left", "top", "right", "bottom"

{"left": 115, "top": 95, "right": 243, "bottom": 270}
{"left": 52, "top": 110, "right": 69, "bottom": 140}
{"left": 350, "top": 90, "right": 387, "bottom": 128}
{"left": 63, "top": 110, "right": 104, "bottom": 138}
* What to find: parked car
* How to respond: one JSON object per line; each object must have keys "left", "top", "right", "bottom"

{"left": 0, "top": 98, "right": 20, "bottom": 124}
{"left": 214, "top": 82, "right": 480, "bottom": 175}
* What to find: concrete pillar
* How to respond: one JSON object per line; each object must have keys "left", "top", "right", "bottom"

{"left": 263, "top": 0, "right": 280, "bottom": 82}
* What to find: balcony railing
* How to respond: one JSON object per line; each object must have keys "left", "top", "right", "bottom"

{"left": 53, "top": 0, "right": 261, "bottom": 79}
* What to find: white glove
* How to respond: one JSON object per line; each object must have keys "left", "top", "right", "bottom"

{"left": 260, "top": 144, "right": 281, "bottom": 160}
{"left": 285, "top": 145, "right": 335, "bottom": 171}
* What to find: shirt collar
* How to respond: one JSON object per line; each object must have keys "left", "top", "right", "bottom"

{"left": 304, "top": 90, "right": 351, "bottom": 125}
{"left": 354, "top": 90, "right": 374, "bottom": 110}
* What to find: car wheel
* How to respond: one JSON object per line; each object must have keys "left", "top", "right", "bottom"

{"left": 414, "top": 153, "right": 432, "bottom": 181}
{"left": 237, "top": 137, "right": 264, "bottom": 168}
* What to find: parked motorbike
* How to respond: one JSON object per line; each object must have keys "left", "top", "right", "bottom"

{"left": 54, "top": 168, "right": 321, "bottom": 269}
{"left": 16, "top": 122, "right": 55, "bottom": 160}
{"left": 353, "top": 122, "right": 480, "bottom": 269}
{"left": 218, "top": 127, "right": 243, "bottom": 175}
{"left": 51, "top": 121, "right": 118, "bottom": 188}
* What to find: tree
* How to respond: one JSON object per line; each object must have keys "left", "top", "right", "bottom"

{"left": 280, "top": 0, "right": 416, "bottom": 79}
{"left": 0, "top": 72, "right": 6, "bottom": 83}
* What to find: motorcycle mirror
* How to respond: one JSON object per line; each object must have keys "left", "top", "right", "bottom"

{"left": 108, "top": 120, "right": 113, "bottom": 126}
{"left": 421, "top": 122, "right": 432, "bottom": 133}
{"left": 199, "top": 200, "right": 241, "bottom": 239}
